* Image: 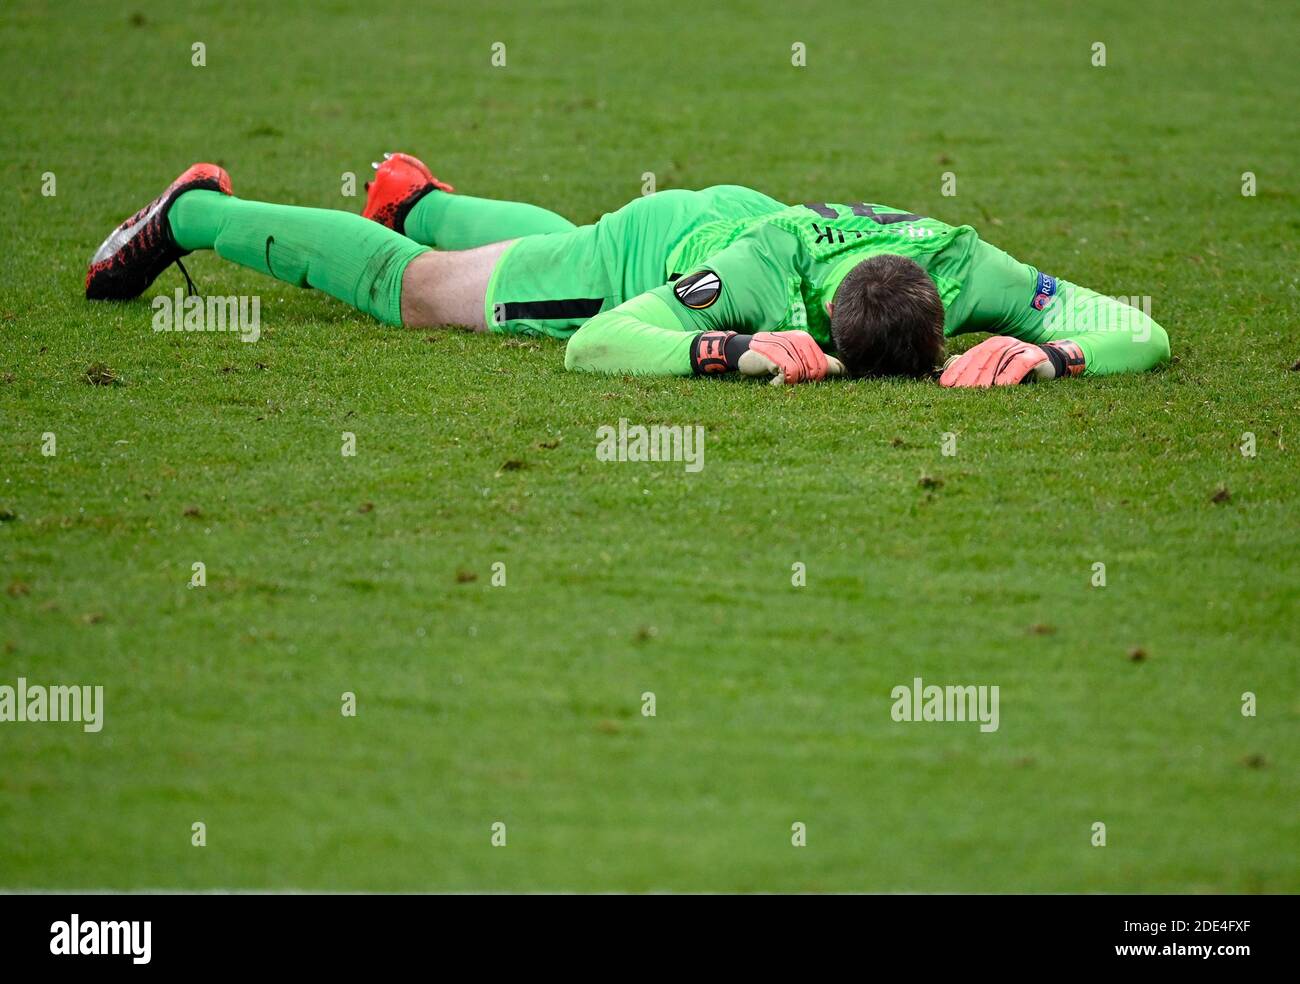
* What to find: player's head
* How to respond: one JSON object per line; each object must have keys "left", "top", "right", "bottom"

{"left": 827, "top": 255, "right": 945, "bottom": 378}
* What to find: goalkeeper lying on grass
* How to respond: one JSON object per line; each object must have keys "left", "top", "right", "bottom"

{"left": 86, "top": 152, "right": 1170, "bottom": 386}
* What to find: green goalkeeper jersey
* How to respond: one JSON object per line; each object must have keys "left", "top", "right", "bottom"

{"left": 486, "top": 185, "right": 1171, "bottom": 377}
{"left": 661, "top": 201, "right": 980, "bottom": 345}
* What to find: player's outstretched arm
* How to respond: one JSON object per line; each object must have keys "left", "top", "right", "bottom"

{"left": 941, "top": 281, "right": 1171, "bottom": 387}
{"left": 1026, "top": 282, "right": 1170, "bottom": 376}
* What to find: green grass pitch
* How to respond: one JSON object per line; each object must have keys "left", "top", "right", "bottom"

{"left": 1, "top": 0, "right": 1296, "bottom": 892}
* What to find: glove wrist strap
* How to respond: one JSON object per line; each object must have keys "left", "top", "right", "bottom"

{"left": 1040, "top": 340, "right": 1086, "bottom": 378}
{"left": 691, "top": 331, "right": 752, "bottom": 374}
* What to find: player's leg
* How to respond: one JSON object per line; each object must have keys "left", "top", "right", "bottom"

{"left": 363, "top": 152, "right": 575, "bottom": 249}
{"left": 400, "top": 242, "right": 511, "bottom": 329}
{"left": 404, "top": 189, "right": 575, "bottom": 249}
{"left": 167, "top": 190, "right": 431, "bottom": 326}
{"left": 85, "top": 162, "right": 498, "bottom": 330}
{"left": 484, "top": 225, "right": 612, "bottom": 338}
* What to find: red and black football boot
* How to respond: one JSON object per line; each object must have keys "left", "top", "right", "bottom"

{"left": 362, "top": 152, "right": 454, "bottom": 235}
{"left": 85, "top": 163, "right": 232, "bottom": 300}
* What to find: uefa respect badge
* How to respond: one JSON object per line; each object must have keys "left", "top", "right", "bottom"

{"left": 1031, "top": 272, "right": 1059, "bottom": 310}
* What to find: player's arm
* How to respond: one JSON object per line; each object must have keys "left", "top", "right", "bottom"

{"left": 941, "top": 286, "right": 1170, "bottom": 387}
{"left": 564, "top": 242, "right": 842, "bottom": 383}
{"left": 1006, "top": 281, "right": 1171, "bottom": 376}
{"left": 563, "top": 287, "right": 842, "bottom": 382}
{"left": 941, "top": 243, "right": 1171, "bottom": 387}
{"left": 562, "top": 287, "right": 697, "bottom": 375}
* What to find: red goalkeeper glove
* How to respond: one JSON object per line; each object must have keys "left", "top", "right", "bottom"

{"left": 939, "top": 337, "right": 1085, "bottom": 387}
{"left": 691, "top": 330, "right": 844, "bottom": 385}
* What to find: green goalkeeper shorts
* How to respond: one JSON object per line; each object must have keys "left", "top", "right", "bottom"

{"left": 483, "top": 185, "right": 782, "bottom": 338}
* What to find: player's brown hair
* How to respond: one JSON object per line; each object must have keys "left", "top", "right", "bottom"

{"left": 829, "top": 255, "right": 946, "bottom": 378}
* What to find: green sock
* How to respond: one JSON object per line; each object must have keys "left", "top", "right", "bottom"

{"left": 168, "top": 190, "right": 429, "bottom": 326}
{"left": 403, "top": 190, "right": 575, "bottom": 249}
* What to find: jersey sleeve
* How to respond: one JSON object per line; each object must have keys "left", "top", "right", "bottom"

{"left": 953, "top": 241, "right": 1170, "bottom": 377}
{"left": 563, "top": 240, "right": 790, "bottom": 376}
{"left": 562, "top": 288, "right": 696, "bottom": 375}
{"left": 1011, "top": 281, "right": 1171, "bottom": 376}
